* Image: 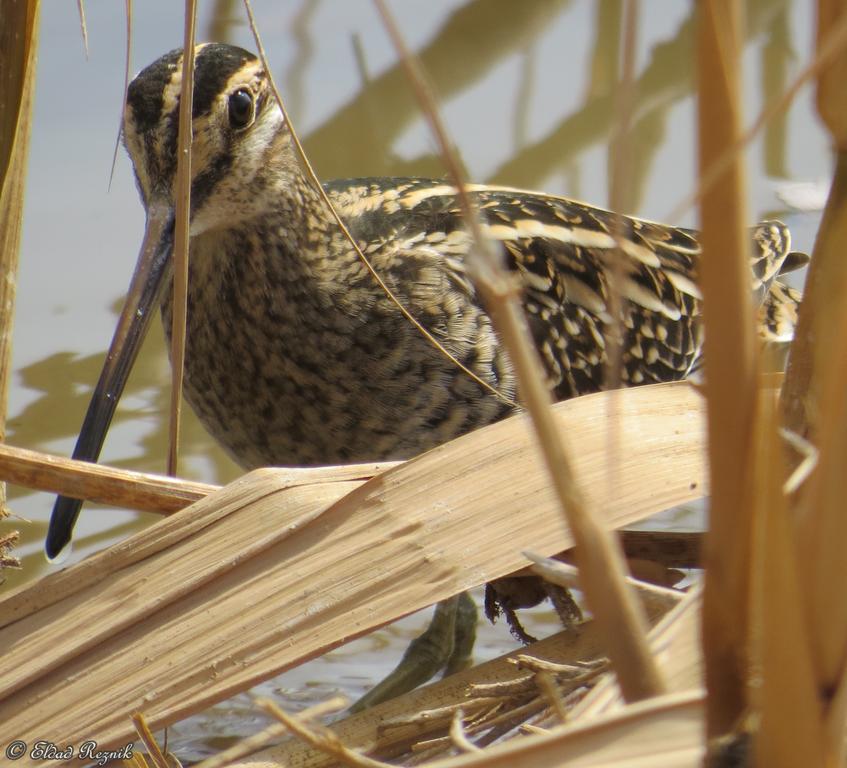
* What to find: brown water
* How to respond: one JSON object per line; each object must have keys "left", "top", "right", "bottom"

{"left": 3, "top": 0, "right": 826, "bottom": 759}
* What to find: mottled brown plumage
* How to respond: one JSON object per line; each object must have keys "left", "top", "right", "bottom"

{"left": 46, "top": 44, "right": 804, "bottom": 705}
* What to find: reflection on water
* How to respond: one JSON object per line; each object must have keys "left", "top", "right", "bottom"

{"left": 2, "top": 0, "right": 827, "bottom": 756}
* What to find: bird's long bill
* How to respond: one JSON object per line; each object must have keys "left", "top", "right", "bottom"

{"left": 45, "top": 206, "right": 175, "bottom": 561}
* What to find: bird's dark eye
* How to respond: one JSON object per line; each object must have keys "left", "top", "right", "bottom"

{"left": 228, "top": 89, "right": 254, "bottom": 129}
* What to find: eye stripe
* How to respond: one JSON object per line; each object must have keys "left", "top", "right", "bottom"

{"left": 191, "top": 152, "right": 234, "bottom": 211}
{"left": 192, "top": 44, "right": 258, "bottom": 118}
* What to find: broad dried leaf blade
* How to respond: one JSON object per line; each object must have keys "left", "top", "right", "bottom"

{"left": 0, "top": 383, "right": 706, "bottom": 764}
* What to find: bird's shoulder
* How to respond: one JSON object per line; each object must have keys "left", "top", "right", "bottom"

{"left": 323, "top": 177, "right": 701, "bottom": 319}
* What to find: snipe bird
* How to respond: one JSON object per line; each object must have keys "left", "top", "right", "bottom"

{"left": 46, "top": 44, "right": 805, "bottom": 706}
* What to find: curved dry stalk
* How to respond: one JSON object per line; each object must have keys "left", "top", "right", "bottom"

{"left": 256, "top": 698, "right": 391, "bottom": 768}
{"left": 241, "top": 0, "right": 514, "bottom": 408}
{"left": 108, "top": 0, "right": 132, "bottom": 189}
{"left": 76, "top": 0, "right": 89, "bottom": 57}
{"left": 373, "top": 0, "right": 664, "bottom": 705}
{"left": 449, "top": 710, "right": 482, "bottom": 754}
{"left": 131, "top": 712, "right": 172, "bottom": 768}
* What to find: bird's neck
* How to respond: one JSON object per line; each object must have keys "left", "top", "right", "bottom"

{"left": 169, "top": 177, "right": 363, "bottom": 328}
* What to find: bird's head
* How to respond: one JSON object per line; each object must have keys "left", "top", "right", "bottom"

{"left": 123, "top": 43, "right": 297, "bottom": 236}
{"left": 45, "top": 44, "right": 297, "bottom": 561}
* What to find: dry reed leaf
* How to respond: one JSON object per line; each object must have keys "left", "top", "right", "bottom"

{"left": 781, "top": 168, "right": 840, "bottom": 435}
{"left": 751, "top": 395, "right": 825, "bottom": 768}
{"left": 0, "top": 0, "right": 39, "bottom": 520}
{"left": 782, "top": 3, "right": 847, "bottom": 761}
{"left": 782, "top": 0, "right": 847, "bottom": 441}
{"left": 782, "top": 0, "right": 847, "bottom": 436}
{"left": 793, "top": 163, "right": 847, "bottom": 763}
{"left": 0, "top": 1, "right": 38, "bottom": 253}
{"left": 0, "top": 383, "right": 705, "bottom": 766}
{"left": 696, "top": 2, "right": 759, "bottom": 736}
